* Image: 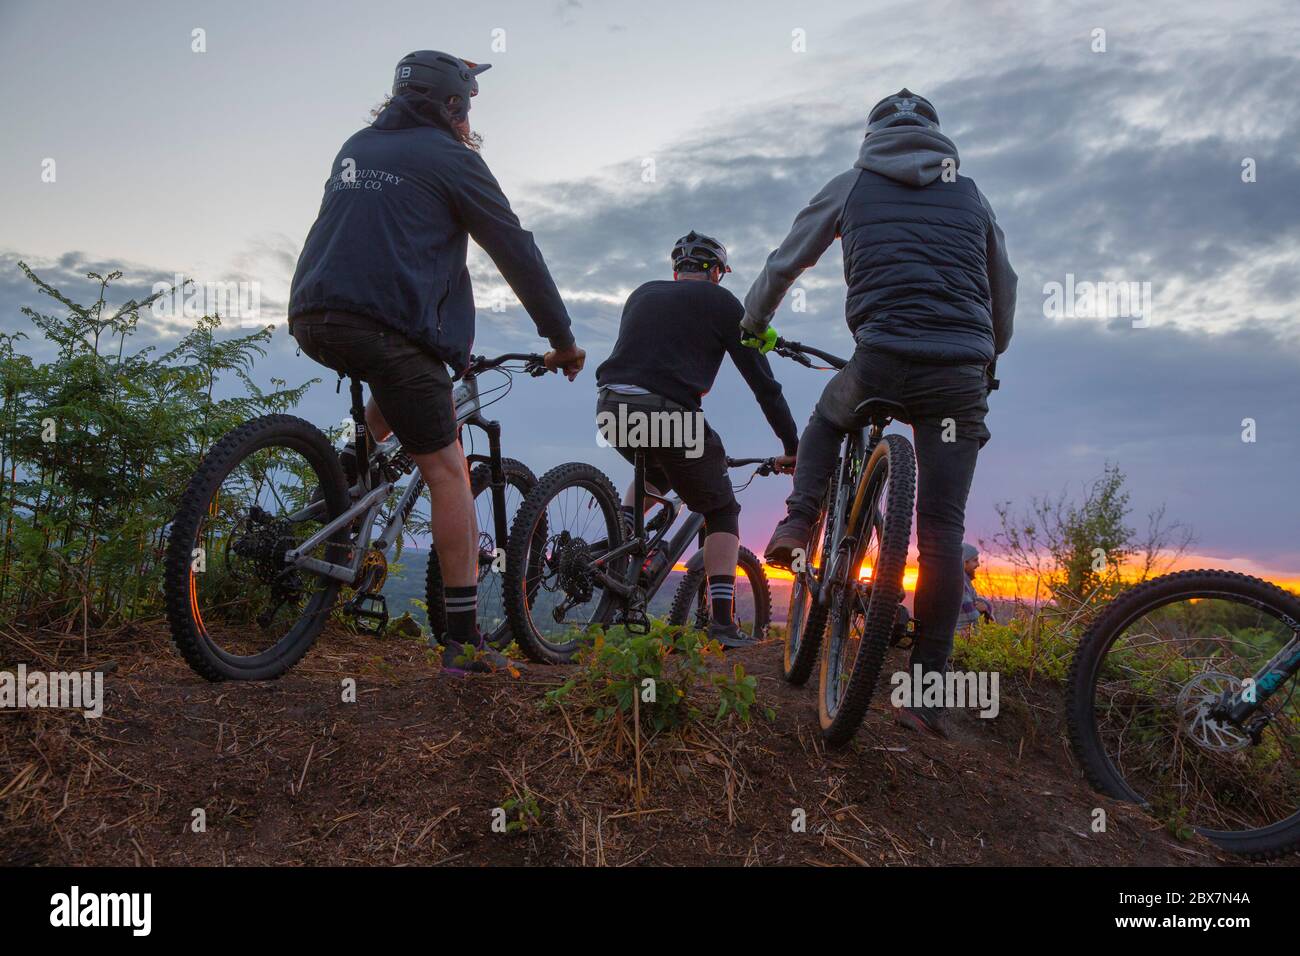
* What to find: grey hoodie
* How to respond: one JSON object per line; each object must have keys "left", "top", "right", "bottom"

{"left": 742, "top": 126, "right": 1016, "bottom": 359}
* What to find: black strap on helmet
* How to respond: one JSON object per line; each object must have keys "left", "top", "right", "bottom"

{"left": 866, "top": 88, "right": 940, "bottom": 134}
{"left": 393, "top": 51, "right": 491, "bottom": 120}
{"left": 671, "top": 230, "right": 732, "bottom": 273}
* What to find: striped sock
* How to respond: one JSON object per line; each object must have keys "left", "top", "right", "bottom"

{"left": 443, "top": 585, "right": 478, "bottom": 642}
{"left": 707, "top": 574, "right": 735, "bottom": 624}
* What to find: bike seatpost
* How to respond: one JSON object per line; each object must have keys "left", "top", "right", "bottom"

{"left": 349, "top": 377, "right": 368, "bottom": 470}
{"left": 632, "top": 449, "right": 647, "bottom": 540}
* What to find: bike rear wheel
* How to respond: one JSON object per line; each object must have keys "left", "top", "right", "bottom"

{"left": 1067, "top": 569, "right": 1300, "bottom": 859}
{"left": 667, "top": 547, "right": 771, "bottom": 638}
{"left": 503, "top": 462, "right": 627, "bottom": 664}
{"left": 818, "top": 433, "right": 916, "bottom": 745}
{"left": 783, "top": 439, "right": 850, "bottom": 685}
{"left": 424, "top": 458, "right": 536, "bottom": 647}
{"left": 164, "top": 415, "right": 352, "bottom": 681}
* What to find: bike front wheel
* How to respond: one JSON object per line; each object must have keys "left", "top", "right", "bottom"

{"left": 1067, "top": 569, "right": 1300, "bottom": 859}
{"left": 424, "top": 457, "right": 536, "bottom": 647}
{"left": 783, "top": 439, "right": 849, "bottom": 685}
{"left": 163, "top": 415, "right": 352, "bottom": 681}
{"left": 818, "top": 433, "right": 916, "bottom": 745}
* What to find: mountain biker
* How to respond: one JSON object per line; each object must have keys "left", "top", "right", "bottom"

{"left": 595, "top": 231, "right": 799, "bottom": 648}
{"left": 287, "top": 50, "right": 586, "bottom": 675}
{"left": 740, "top": 89, "right": 1017, "bottom": 735}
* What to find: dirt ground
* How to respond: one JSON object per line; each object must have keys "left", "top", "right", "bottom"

{"left": 1, "top": 621, "right": 1292, "bottom": 867}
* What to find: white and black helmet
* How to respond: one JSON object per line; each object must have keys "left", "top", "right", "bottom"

{"left": 392, "top": 50, "right": 491, "bottom": 121}
{"left": 866, "top": 88, "right": 940, "bottom": 134}
{"left": 671, "top": 231, "right": 732, "bottom": 273}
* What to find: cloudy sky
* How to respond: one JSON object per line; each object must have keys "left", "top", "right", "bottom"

{"left": 3, "top": 0, "right": 1299, "bottom": 583}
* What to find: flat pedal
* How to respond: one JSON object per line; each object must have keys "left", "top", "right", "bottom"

{"left": 621, "top": 590, "right": 651, "bottom": 635}
{"left": 346, "top": 591, "right": 389, "bottom": 636}
{"left": 890, "top": 604, "right": 914, "bottom": 648}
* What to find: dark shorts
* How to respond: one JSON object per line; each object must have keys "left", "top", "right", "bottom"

{"left": 290, "top": 310, "right": 457, "bottom": 455}
{"left": 596, "top": 390, "right": 738, "bottom": 517}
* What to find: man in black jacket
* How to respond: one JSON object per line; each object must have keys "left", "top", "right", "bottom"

{"left": 741, "top": 90, "right": 1017, "bottom": 735}
{"left": 288, "top": 50, "right": 585, "bottom": 674}
{"left": 596, "top": 232, "right": 798, "bottom": 647}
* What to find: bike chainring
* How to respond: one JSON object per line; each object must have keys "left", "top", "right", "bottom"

{"left": 353, "top": 548, "right": 388, "bottom": 591}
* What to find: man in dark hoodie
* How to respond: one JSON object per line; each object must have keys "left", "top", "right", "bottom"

{"left": 740, "top": 89, "right": 1017, "bottom": 737}
{"left": 288, "top": 51, "right": 586, "bottom": 674}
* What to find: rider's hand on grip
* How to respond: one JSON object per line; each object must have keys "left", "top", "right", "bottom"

{"left": 774, "top": 454, "right": 796, "bottom": 475}
{"left": 544, "top": 343, "right": 586, "bottom": 381}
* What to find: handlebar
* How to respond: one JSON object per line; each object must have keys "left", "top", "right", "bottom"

{"left": 772, "top": 336, "right": 848, "bottom": 370}
{"left": 726, "top": 456, "right": 778, "bottom": 476}
{"left": 461, "top": 352, "right": 549, "bottom": 379}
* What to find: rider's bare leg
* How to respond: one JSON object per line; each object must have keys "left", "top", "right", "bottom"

{"left": 412, "top": 441, "right": 478, "bottom": 590}
{"left": 703, "top": 531, "right": 739, "bottom": 577}
{"left": 622, "top": 480, "right": 664, "bottom": 511}
{"left": 365, "top": 397, "right": 391, "bottom": 442}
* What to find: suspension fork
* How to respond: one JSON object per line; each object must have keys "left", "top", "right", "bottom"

{"left": 480, "top": 419, "right": 510, "bottom": 554}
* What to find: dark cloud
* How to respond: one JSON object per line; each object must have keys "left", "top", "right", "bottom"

{"left": 3, "top": 10, "right": 1298, "bottom": 570}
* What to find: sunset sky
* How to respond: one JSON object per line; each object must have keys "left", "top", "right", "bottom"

{"left": 2, "top": 0, "right": 1298, "bottom": 588}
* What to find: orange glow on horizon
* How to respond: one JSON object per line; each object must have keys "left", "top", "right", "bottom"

{"left": 674, "top": 555, "right": 1300, "bottom": 597}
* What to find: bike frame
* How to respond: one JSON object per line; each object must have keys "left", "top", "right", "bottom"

{"left": 283, "top": 355, "right": 538, "bottom": 584}
{"left": 589, "top": 453, "right": 774, "bottom": 610}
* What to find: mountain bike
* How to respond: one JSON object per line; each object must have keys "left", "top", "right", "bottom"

{"left": 501, "top": 452, "right": 777, "bottom": 664}
{"left": 163, "top": 351, "right": 548, "bottom": 681}
{"left": 1067, "top": 569, "right": 1300, "bottom": 858}
{"left": 768, "top": 337, "right": 917, "bottom": 745}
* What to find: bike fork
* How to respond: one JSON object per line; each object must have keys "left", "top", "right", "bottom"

{"left": 1218, "top": 634, "right": 1300, "bottom": 733}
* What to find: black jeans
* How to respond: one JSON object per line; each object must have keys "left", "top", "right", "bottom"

{"left": 787, "top": 342, "right": 990, "bottom": 676}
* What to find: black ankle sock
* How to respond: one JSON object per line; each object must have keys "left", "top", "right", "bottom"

{"left": 707, "top": 574, "right": 735, "bottom": 624}
{"left": 444, "top": 585, "right": 477, "bottom": 642}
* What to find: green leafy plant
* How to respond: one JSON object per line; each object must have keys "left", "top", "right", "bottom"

{"left": 0, "top": 266, "right": 316, "bottom": 627}
{"left": 544, "top": 619, "right": 763, "bottom": 731}
{"left": 500, "top": 790, "right": 542, "bottom": 834}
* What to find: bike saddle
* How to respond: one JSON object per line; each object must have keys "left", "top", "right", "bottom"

{"left": 852, "top": 397, "right": 907, "bottom": 427}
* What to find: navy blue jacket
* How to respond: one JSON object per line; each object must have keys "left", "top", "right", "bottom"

{"left": 289, "top": 97, "right": 574, "bottom": 373}
{"left": 742, "top": 126, "right": 1016, "bottom": 365}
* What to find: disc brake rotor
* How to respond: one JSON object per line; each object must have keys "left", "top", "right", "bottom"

{"left": 1176, "top": 671, "right": 1251, "bottom": 752}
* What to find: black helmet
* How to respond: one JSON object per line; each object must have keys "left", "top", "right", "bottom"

{"left": 866, "top": 88, "right": 939, "bottom": 134}
{"left": 671, "top": 231, "right": 732, "bottom": 274}
{"left": 393, "top": 51, "right": 491, "bottom": 121}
